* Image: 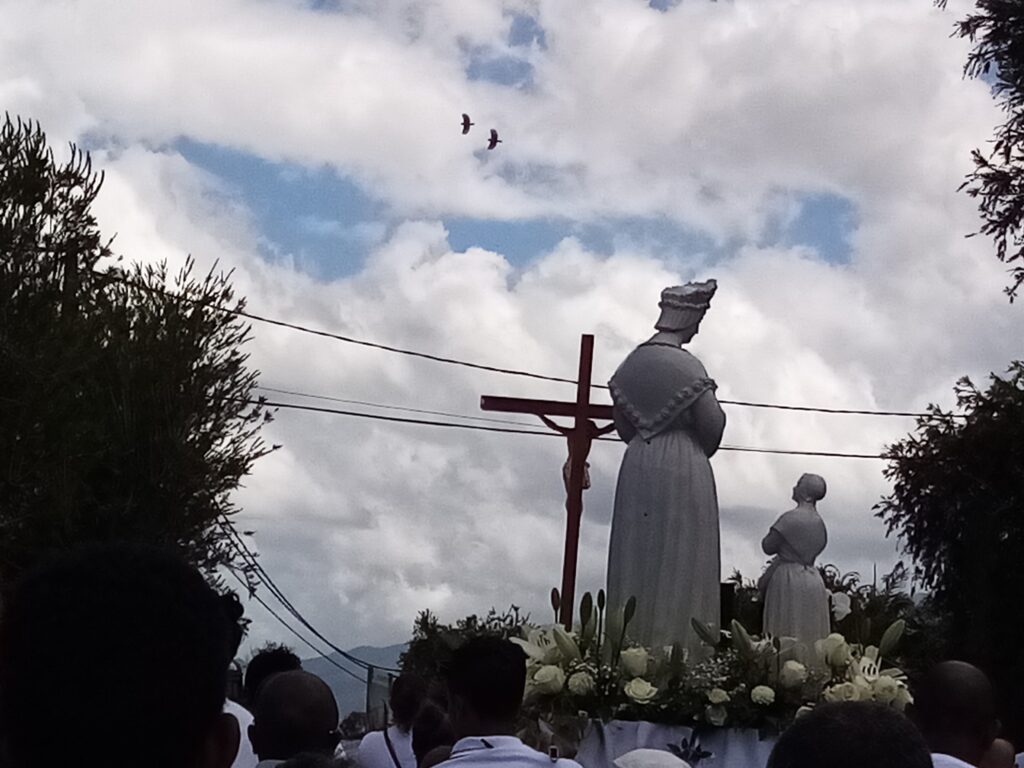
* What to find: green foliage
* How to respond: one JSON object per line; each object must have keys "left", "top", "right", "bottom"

{"left": 0, "top": 115, "right": 274, "bottom": 584}
{"left": 819, "top": 562, "right": 915, "bottom": 647}
{"left": 877, "top": 364, "right": 1024, "bottom": 737}
{"left": 399, "top": 606, "right": 528, "bottom": 681}
{"left": 937, "top": 0, "right": 1024, "bottom": 299}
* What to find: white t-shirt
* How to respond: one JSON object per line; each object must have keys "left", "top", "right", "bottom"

{"left": 932, "top": 754, "right": 976, "bottom": 768}
{"left": 446, "top": 736, "right": 583, "bottom": 768}
{"left": 224, "top": 698, "right": 258, "bottom": 768}
{"left": 360, "top": 726, "right": 417, "bottom": 768}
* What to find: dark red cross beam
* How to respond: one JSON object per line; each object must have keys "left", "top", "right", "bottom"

{"left": 480, "top": 334, "right": 615, "bottom": 629}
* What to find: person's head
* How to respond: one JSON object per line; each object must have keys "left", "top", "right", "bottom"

{"left": 412, "top": 701, "right": 454, "bottom": 767}
{"left": 443, "top": 636, "right": 527, "bottom": 738}
{"left": 391, "top": 674, "right": 428, "bottom": 732}
{"left": 244, "top": 643, "right": 303, "bottom": 707}
{"left": 0, "top": 543, "right": 239, "bottom": 768}
{"left": 910, "top": 660, "right": 999, "bottom": 766}
{"left": 654, "top": 280, "right": 717, "bottom": 342}
{"left": 248, "top": 670, "right": 340, "bottom": 761}
{"left": 793, "top": 474, "right": 827, "bottom": 505}
{"left": 768, "top": 702, "right": 931, "bottom": 768}
{"left": 219, "top": 590, "right": 248, "bottom": 661}
{"left": 980, "top": 739, "right": 1016, "bottom": 768}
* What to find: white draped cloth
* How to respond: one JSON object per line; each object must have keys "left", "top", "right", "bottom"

{"left": 607, "top": 343, "right": 725, "bottom": 654}
{"left": 576, "top": 721, "right": 775, "bottom": 768}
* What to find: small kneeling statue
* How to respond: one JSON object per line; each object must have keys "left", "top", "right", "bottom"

{"left": 759, "top": 473, "right": 830, "bottom": 651}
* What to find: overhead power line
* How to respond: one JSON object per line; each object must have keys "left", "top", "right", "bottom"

{"left": 225, "top": 569, "right": 366, "bottom": 684}
{"left": 222, "top": 519, "right": 400, "bottom": 673}
{"left": 254, "top": 397, "right": 887, "bottom": 460}
{"left": 103, "top": 270, "right": 958, "bottom": 420}
{"left": 258, "top": 385, "right": 537, "bottom": 428}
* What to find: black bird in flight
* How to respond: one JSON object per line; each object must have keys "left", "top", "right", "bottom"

{"left": 461, "top": 113, "right": 474, "bottom": 134}
{"left": 487, "top": 129, "right": 502, "bottom": 150}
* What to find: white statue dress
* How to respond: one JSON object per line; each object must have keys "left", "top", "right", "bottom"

{"left": 606, "top": 342, "right": 726, "bottom": 654}
{"left": 760, "top": 508, "right": 830, "bottom": 651}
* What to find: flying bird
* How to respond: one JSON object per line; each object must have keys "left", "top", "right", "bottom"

{"left": 487, "top": 129, "right": 502, "bottom": 150}
{"left": 461, "top": 113, "right": 474, "bottom": 134}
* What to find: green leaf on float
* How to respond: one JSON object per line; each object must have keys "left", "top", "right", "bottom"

{"left": 878, "top": 619, "right": 906, "bottom": 659}
{"left": 623, "top": 595, "right": 637, "bottom": 630}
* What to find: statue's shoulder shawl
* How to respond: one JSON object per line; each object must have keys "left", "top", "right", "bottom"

{"left": 608, "top": 343, "right": 717, "bottom": 440}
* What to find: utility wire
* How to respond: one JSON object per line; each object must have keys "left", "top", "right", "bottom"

{"left": 254, "top": 397, "right": 887, "bottom": 460}
{"left": 102, "top": 270, "right": 959, "bottom": 420}
{"left": 225, "top": 569, "right": 367, "bottom": 684}
{"left": 258, "top": 385, "right": 538, "bottom": 428}
{"left": 222, "top": 518, "right": 401, "bottom": 673}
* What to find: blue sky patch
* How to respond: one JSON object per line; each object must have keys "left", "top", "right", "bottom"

{"left": 175, "top": 139, "right": 386, "bottom": 279}
{"left": 508, "top": 13, "right": 546, "bottom": 49}
{"left": 465, "top": 48, "right": 534, "bottom": 88}
{"left": 779, "top": 193, "right": 857, "bottom": 264}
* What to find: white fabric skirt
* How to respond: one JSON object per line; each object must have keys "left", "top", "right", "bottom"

{"left": 606, "top": 429, "right": 720, "bottom": 654}
{"left": 762, "top": 562, "right": 830, "bottom": 653}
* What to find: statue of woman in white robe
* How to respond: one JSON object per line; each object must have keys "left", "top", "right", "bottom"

{"left": 759, "top": 473, "right": 830, "bottom": 652}
{"left": 606, "top": 280, "right": 726, "bottom": 654}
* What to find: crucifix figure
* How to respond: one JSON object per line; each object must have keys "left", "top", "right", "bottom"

{"left": 480, "top": 334, "right": 614, "bottom": 628}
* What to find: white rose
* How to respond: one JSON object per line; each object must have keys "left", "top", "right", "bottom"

{"left": 707, "top": 687, "right": 730, "bottom": 705}
{"left": 816, "top": 633, "right": 852, "bottom": 669}
{"left": 567, "top": 671, "right": 596, "bottom": 696}
{"left": 873, "top": 675, "right": 899, "bottom": 704}
{"left": 823, "top": 682, "right": 860, "bottom": 702}
{"left": 751, "top": 685, "right": 776, "bottom": 706}
{"left": 624, "top": 677, "right": 658, "bottom": 704}
{"left": 533, "top": 665, "right": 566, "bottom": 695}
{"left": 830, "top": 591, "right": 853, "bottom": 621}
{"left": 705, "top": 704, "right": 728, "bottom": 726}
{"left": 779, "top": 660, "right": 808, "bottom": 689}
{"left": 620, "top": 647, "right": 649, "bottom": 678}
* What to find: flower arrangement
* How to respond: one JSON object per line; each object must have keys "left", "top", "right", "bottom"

{"left": 516, "top": 589, "right": 912, "bottom": 741}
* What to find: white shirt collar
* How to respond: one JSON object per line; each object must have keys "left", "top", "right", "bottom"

{"left": 451, "top": 736, "right": 525, "bottom": 755}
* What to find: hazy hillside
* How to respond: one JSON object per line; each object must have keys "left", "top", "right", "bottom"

{"left": 303, "top": 643, "right": 406, "bottom": 716}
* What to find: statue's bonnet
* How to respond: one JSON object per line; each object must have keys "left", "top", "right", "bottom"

{"left": 655, "top": 279, "right": 718, "bottom": 332}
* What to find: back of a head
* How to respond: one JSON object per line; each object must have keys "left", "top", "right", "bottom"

{"left": 244, "top": 643, "right": 303, "bottom": 706}
{"left": 390, "top": 674, "right": 428, "bottom": 731}
{"left": 768, "top": 702, "right": 931, "bottom": 768}
{"left": 412, "top": 701, "right": 455, "bottom": 765}
{"left": 912, "top": 661, "right": 998, "bottom": 759}
{"left": 444, "top": 636, "right": 526, "bottom": 726}
{"left": 0, "top": 543, "right": 231, "bottom": 768}
{"left": 251, "top": 670, "right": 340, "bottom": 761}
{"left": 220, "top": 590, "right": 248, "bottom": 661}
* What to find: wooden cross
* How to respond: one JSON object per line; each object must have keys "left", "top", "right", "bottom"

{"left": 480, "top": 334, "right": 615, "bottom": 629}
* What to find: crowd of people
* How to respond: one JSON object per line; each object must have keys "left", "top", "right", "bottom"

{"left": 0, "top": 542, "right": 1017, "bottom": 768}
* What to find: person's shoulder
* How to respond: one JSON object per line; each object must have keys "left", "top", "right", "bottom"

{"left": 223, "top": 698, "right": 254, "bottom": 726}
{"left": 360, "top": 730, "right": 386, "bottom": 751}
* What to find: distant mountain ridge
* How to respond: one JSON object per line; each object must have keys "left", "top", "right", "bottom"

{"left": 302, "top": 643, "right": 406, "bottom": 716}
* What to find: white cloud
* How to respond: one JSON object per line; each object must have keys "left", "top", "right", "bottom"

{"left": 3, "top": 0, "right": 1023, "bottom": 657}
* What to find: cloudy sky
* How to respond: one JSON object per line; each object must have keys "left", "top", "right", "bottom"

{"left": 4, "top": 0, "right": 1022, "bottom": 663}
